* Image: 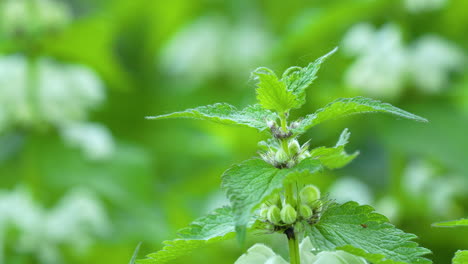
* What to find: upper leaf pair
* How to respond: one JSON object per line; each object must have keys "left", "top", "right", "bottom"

{"left": 147, "top": 97, "right": 427, "bottom": 137}
{"left": 253, "top": 47, "right": 337, "bottom": 114}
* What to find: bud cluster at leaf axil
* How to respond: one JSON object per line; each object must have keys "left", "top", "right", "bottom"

{"left": 259, "top": 185, "right": 322, "bottom": 228}
{"left": 259, "top": 137, "right": 311, "bottom": 169}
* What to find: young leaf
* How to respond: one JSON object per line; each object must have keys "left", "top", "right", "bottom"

{"left": 146, "top": 103, "right": 277, "bottom": 132}
{"left": 310, "top": 128, "right": 359, "bottom": 169}
{"left": 432, "top": 219, "right": 468, "bottom": 228}
{"left": 453, "top": 250, "right": 468, "bottom": 264}
{"left": 222, "top": 158, "right": 322, "bottom": 242}
{"left": 282, "top": 47, "right": 337, "bottom": 108}
{"left": 293, "top": 97, "right": 428, "bottom": 135}
{"left": 253, "top": 67, "right": 299, "bottom": 113}
{"left": 137, "top": 207, "right": 242, "bottom": 264}
{"left": 305, "top": 201, "right": 432, "bottom": 264}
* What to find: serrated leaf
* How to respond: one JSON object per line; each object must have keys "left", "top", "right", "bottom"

{"left": 453, "top": 250, "right": 468, "bottom": 264}
{"left": 433, "top": 219, "right": 468, "bottom": 228}
{"left": 137, "top": 207, "right": 242, "bottom": 264}
{"left": 282, "top": 47, "right": 337, "bottom": 107}
{"left": 146, "top": 103, "right": 277, "bottom": 132}
{"left": 222, "top": 158, "right": 322, "bottom": 242}
{"left": 293, "top": 97, "right": 428, "bottom": 135}
{"left": 305, "top": 201, "right": 432, "bottom": 264}
{"left": 310, "top": 128, "right": 359, "bottom": 169}
{"left": 254, "top": 67, "right": 299, "bottom": 113}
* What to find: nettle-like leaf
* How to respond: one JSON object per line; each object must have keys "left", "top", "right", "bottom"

{"left": 254, "top": 67, "right": 299, "bottom": 113}
{"left": 222, "top": 158, "right": 322, "bottom": 242}
{"left": 453, "top": 250, "right": 468, "bottom": 264}
{"left": 138, "top": 207, "right": 243, "bottom": 264}
{"left": 282, "top": 47, "right": 338, "bottom": 108}
{"left": 310, "top": 128, "right": 358, "bottom": 169}
{"left": 305, "top": 202, "right": 432, "bottom": 264}
{"left": 433, "top": 218, "right": 468, "bottom": 228}
{"left": 293, "top": 97, "right": 428, "bottom": 135}
{"left": 146, "top": 103, "right": 277, "bottom": 132}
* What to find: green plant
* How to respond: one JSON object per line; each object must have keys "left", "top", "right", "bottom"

{"left": 433, "top": 219, "right": 468, "bottom": 264}
{"left": 140, "top": 48, "right": 432, "bottom": 264}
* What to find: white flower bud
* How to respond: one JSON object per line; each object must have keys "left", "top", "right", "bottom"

{"left": 267, "top": 205, "right": 281, "bottom": 225}
{"left": 300, "top": 185, "right": 320, "bottom": 206}
{"left": 299, "top": 203, "right": 313, "bottom": 219}
{"left": 275, "top": 149, "right": 289, "bottom": 164}
{"left": 280, "top": 204, "right": 297, "bottom": 225}
{"left": 288, "top": 139, "right": 301, "bottom": 155}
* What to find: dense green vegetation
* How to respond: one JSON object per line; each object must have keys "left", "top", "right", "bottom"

{"left": 0, "top": 0, "right": 467, "bottom": 263}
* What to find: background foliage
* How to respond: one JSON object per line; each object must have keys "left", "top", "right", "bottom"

{"left": 0, "top": 0, "right": 467, "bottom": 263}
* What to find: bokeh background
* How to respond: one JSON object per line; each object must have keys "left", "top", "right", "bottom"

{"left": 0, "top": 0, "right": 467, "bottom": 263}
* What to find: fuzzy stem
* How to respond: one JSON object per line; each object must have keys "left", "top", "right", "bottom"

{"left": 286, "top": 228, "right": 300, "bottom": 264}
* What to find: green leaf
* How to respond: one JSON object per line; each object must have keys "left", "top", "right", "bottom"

{"left": 282, "top": 47, "right": 337, "bottom": 108}
{"left": 305, "top": 202, "right": 432, "bottom": 264}
{"left": 146, "top": 103, "right": 277, "bottom": 132}
{"left": 129, "top": 242, "right": 142, "bottom": 264}
{"left": 222, "top": 158, "right": 322, "bottom": 242}
{"left": 310, "top": 128, "right": 359, "bottom": 169}
{"left": 453, "top": 250, "right": 468, "bottom": 264}
{"left": 254, "top": 67, "right": 299, "bottom": 113}
{"left": 137, "top": 207, "right": 240, "bottom": 264}
{"left": 293, "top": 97, "right": 428, "bottom": 135}
{"left": 433, "top": 219, "right": 468, "bottom": 228}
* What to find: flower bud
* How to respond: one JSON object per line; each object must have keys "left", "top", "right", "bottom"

{"left": 288, "top": 139, "right": 301, "bottom": 155}
{"left": 280, "top": 204, "right": 297, "bottom": 225}
{"left": 275, "top": 149, "right": 289, "bottom": 164}
{"left": 267, "top": 205, "right": 281, "bottom": 224}
{"left": 266, "top": 193, "right": 281, "bottom": 207}
{"left": 300, "top": 185, "right": 320, "bottom": 206}
{"left": 299, "top": 203, "right": 313, "bottom": 219}
{"left": 259, "top": 205, "right": 269, "bottom": 220}
{"left": 266, "top": 120, "right": 276, "bottom": 129}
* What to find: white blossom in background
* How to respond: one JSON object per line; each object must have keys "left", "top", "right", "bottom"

{"left": 0, "top": 187, "right": 110, "bottom": 264}
{"left": 159, "top": 15, "right": 272, "bottom": 90}
{"left": 0, "top": 0, "right": 70, "bottom": 36}
{"left": 328, "top": 177, "right": 373, "bottom": 205}
{"left": 342, "top": 23, "right": 465, "bottom": 98}
{"left": 408, "top": 36, "right": 465, "bottom": 93}
{"left": 405, "top": 0, "right": 448, "bottom": 13}
{"left": 235, "top": 238, "right": 367, "bottom": 264}
{"left": 343, "top": 24, "right": 407, "bottom": 99}
{"left": 0, "top": 55, "right": 29, "bottom": 127}
{"left": 38, "top": 58, "right": 105, "bottom": 125}
{"left": 402, "top": 159, "right": 462, "bottom": 217}
{"left": 0, "top": 55, "right": 114, "bottom": 160}
{"left": 61, "top": 123, "right": 115, "bottom": 161}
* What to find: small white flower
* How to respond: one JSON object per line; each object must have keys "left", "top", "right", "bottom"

{"left": 405, "top": 0, "right": 447, "bottom": 13}
{"left": 235, "top": 238, "right": 367, "bottom": 264}
{"left": 60, "top": 122, "right": 115, "bottom": 161}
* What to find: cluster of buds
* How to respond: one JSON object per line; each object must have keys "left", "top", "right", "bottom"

{"left": 258, "top": 185, "right": 322, "bottom": 228}
{"left": 260, "top": 138, "right": 311, "bottom": 169}
{"left": 267, "top": 120, "right": 301, "bottom": 139}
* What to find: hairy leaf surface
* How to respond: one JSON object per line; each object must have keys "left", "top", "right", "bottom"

{"left": 282, "top": 47, "right": 337, "bottom": 107}
{"left": 310, "top": 128, "right": 358, "bottom": 169}
{"left": 305, "top": 202, "right": 432, "bottom": 264}
{"left": 433, "top": 219, "right": 468, "bottom": 228}
{"left": 254, "top": 67, "right": 299, "bottom": 113}
{"left": 146, "top": 103, "right": 277, "bottom": 132}
{"left": 293, "top": 97, "right": 428, "bottom": 135}
{"left": 138, "top": 207, "right": 241, "bottom": 264}
{"left": 453, "top": 250, "right": 468, "bottom": 264}
{"left": 222, "top": 158, "right": 322, "bottom": 242}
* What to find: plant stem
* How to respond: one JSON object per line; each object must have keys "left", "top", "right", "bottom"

{"left": 286, "top": 228, "right": 300, "bottom": 264}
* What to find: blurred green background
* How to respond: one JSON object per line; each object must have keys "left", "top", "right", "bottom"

{"left": 0, "top": 0, "right": 467, "bottom": 263}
